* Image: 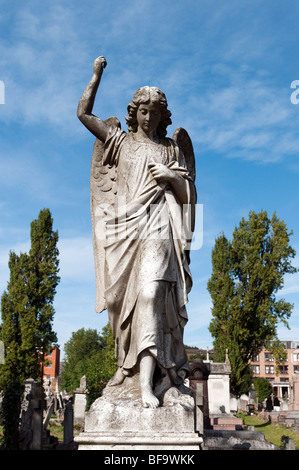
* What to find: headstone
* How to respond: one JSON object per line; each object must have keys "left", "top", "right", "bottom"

{"left": 207, "top": 360, "right": 231, "bottom": 415}
{"left": 19, "top": 379, "right": 35, "bottom": 450}
{"left": 195, "top": 382, "right": 204, "bottom": 433}
{"left": 31, "top": 384, "right": 44, "bottom": 450}
{"left": 239, "top": 394, "right": 249, "bottom": 412}
{"left": 58, "top": 393, "right": 64, "bottom": 410}
{"left": 189, "top": 359, "right": 210, "bottom": 429}
{"left": 64, "top": 400, "right": 74, "bottom": 445}
{"left": 43, "top": 399, "right": 54, "bottom": 430}
{"left": 74, "top": 375, "right": 88, "bottom": 426}
{"left": 287, "top": 438, "right": 296, "bottom": 450}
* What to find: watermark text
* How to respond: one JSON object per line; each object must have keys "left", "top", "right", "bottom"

{"left": 0, "top": 81, "right": 5, "bottom": 104}
{"left": 290, "top": 80, "right": 299, "bottom": 104}
{"left": 94, "top": 200, "right": 203, "bottom": 251}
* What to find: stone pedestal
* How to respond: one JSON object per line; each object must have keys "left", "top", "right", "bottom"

{"left": 75, "top": 374, "right": 203, "bottom": 450}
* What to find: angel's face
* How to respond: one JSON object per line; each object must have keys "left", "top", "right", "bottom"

{"left": 136, "top": 101, "right": 161, "bottom": 135}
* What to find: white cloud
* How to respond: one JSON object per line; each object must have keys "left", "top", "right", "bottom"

{"left": 58, "top": 236, "right": 94, "bottom": 283}
{"left": 185, "top": 71, "right": 299, "bottom": 164}
{"left": 0, "top": 4, "right": 89, "bottom": 130}
{"left": 1, "top": 0, "right": 298, "bottom": 170}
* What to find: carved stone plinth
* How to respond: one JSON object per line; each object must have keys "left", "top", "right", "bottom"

{"left": 75, "top": 375, "right": 203, "bottom": 450}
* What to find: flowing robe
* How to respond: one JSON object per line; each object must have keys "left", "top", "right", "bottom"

{"left": 97, "top": 127, "right": 195, "bottom": 383}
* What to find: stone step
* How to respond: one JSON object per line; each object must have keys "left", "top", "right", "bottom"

{"left": 210, "top": 416, "right": 243, "bottom": 426}
{"left": 212, "top": 425, "right": 237, "bottom": 431}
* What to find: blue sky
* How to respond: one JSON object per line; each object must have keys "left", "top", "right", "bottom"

{"left": 1, "top": 0, "right": 299, "bottom": 358}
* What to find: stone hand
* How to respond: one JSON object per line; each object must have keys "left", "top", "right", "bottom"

{"left": 148, "top": 161, "right": 174, "bottom": 184}
{"left": 93, "top": 56, "right": 107, "bottom": 78}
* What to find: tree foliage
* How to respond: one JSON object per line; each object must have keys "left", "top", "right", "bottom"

{"left": 61, "top": 327, "right": 106, "bottom": 392}
{"left": 61, "top": 323, "right": 117, "bottom": 407}
{"left": 254, "top": 377, "right": 273, "bottom": 404}
{"left": 208, "top": 210, "right": 297, "bottom": 395}
{"left": 0, "top": 208, "right": 59, "bottom": 449}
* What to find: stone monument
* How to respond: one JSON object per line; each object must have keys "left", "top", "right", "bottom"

{"left": 75, "top": 56, "right": 201, "bottom": 449}
{"left": 74, "top": 375, "right": 88, "bottom": 426}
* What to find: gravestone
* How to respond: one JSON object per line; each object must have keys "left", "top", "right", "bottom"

{"left": 189, "top": 359, "right": 210, "bottom": 429}
{"left": 64, "top": 400, "right": 74, "bottom": 446}
{"left": 206, "top": 353, "right": 231, "bottom": 415}
{"left": 19, "top": 379, "right": 35, "bottom": 449}
{"left": 31, "top": 383, "right": 44, "bottom": 450}
{"left": 74, "top": 376, "right": 88, "bottom": 426}
{"left": 19, "top": 379, "right": 45, "bottom": 450}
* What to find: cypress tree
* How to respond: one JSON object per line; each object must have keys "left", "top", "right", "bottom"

{"left": 0, "top": 209, "right": 60, "bottom": 448}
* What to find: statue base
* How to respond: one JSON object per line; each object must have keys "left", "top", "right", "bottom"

{"left": 75, "top": 374, "right": 203, "bottom": 450}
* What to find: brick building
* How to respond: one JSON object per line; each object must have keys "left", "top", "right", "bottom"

{"left": 250, "top": 340, "right": 299, "bottom": 401}
{"left": 43, "top": 346, "right": 60, "bottom": 380}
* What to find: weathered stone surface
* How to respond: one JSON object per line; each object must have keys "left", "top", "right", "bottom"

{"left": 76, "top": 431, "right": 202, "bottom": 450}
{"left": 203, "top": 430, "right": 279, "bottom": 450}
{"left": 75, "top": 56, "right": 200, "bottom": 450}
{"left": 77, "top": 57, "right": 197, "bottom": 410}
{"left": 75, "top": 376, "right": 202, "bottom": 450}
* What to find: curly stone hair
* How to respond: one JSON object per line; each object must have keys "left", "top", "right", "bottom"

{"left": 125, "top": 86, "right": 172, "bottom": 137}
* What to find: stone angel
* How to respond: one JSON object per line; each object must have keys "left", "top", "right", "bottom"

{"left": 77, "top": 56, "right": 197, "bottom": 408}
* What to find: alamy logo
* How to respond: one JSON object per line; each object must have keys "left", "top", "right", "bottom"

{"left": 0, "top": 81, "right": 4, "bottom": 104}
{"left": 94, "top": 201, "right": 204, "bottom": 251}
{"left": 290, "top": 80, "right": 299, "bottom": 104}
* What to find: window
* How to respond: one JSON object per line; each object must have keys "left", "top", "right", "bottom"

{"left": 279, "top": 365, "right": 288, "bottom": 375}
{"left": 293, "top": 353, "right": 299, "bottom": 363}
{"left": 251, "top": 365, "right": 260, "bottom": 374}
{"left": 264, "top": 353, "right": 274, "bottom": 362}
{"left": 281, "top": 386, "right": 289, "bottom": 398}
{"left": 294, "top": 366, "right": 299, "bottom": 374}
{"left": 265, "top": 365, "right": 274, "bottom": 374}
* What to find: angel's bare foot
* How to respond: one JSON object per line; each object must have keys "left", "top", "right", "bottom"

{"left": 139, "top": 349, "right": 160, "bottom": 408}
{"left": 108, "top": 368, "right": 125, "bottom": 386}
{"left": 142, "top": 385, "right": 160, "bottom": 408}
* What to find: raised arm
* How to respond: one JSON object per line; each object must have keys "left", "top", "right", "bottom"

{"left": 77, "top": 56, "right": 110, "bottom": 143}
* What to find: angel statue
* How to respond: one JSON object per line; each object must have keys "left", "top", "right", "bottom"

{"left": 77, "top": 56, "right": 197, "bottom": 409}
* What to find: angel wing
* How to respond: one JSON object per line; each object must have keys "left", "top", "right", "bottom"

{"left": 172, "top": 127, "right": 196, "bottom": 183}
{"left": 90, "top": 116, "right": 121, "bottom": 313}
{"left": 172, "top": 127, "right": 197, "bottom": 262}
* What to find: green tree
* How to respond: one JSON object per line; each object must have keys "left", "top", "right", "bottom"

{"left": 208, "top": 210, "right": 297, "bottom": 395}
{"left": 84, "top": 324, "right": 118, "bottom": 407}
{"left": 254, "top": 377, "right": 272, "bottom": 405}
{"left": 0, "top": 208, "right": 59, "bottom": 449}
{"left": 61, "top": 327, "right": 106, "bottom": 392}
{"left": 27, "top": 208, "right": 60, "bottom": 379}
{"left": 61, "top": 323, "right": 117, "bottom": 407}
